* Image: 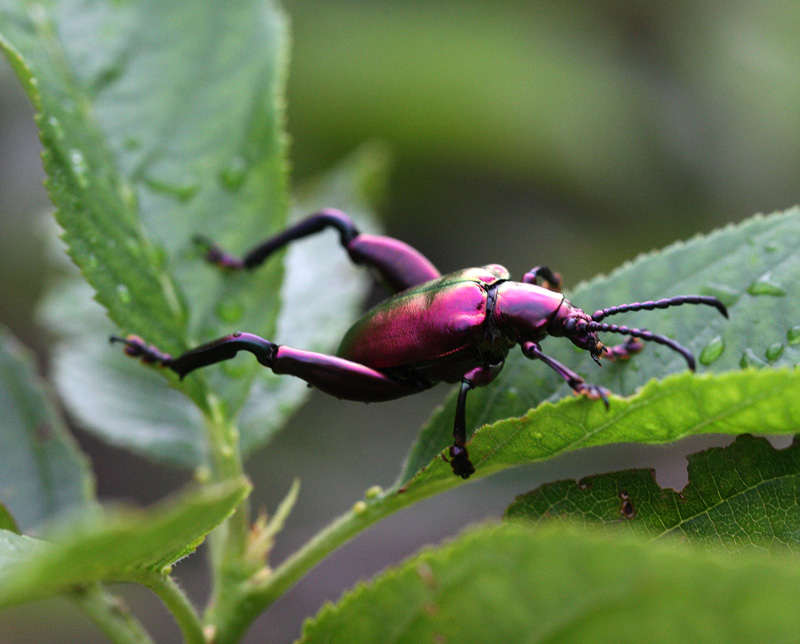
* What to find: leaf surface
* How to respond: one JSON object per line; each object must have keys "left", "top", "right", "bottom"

{"left": 505, "top": 434, "right": 800, "bottom": 552}
{"left": 0, "top": 0, "right": 289, "bottom": 415}
{"left": 300, "top": 523, "right": 800, "bottom": 644}
{"left": 0, "top": 325, "right": 94, "bottom": 531}
{"left": 0, "top": 479, "right": 249, "bottom": 607}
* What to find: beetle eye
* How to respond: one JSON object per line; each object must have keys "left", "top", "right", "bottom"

{"left": 564, "top": 318, "right": 577, "bottom": 334}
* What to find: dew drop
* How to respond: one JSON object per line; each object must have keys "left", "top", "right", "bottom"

{"left": 765, "top": 343, "right": 784, "bottom": 362}
{"left": 700, "top": 283, "right": 740, "bottom": 308}
{"left": 143, "top": 177, "right": 200, "bottom": 203}
{"left": 764, "top": 242, "right": 779, "bottom": 253}
{"left": 116, "top": 284, "right": 131, "bottom": 304}
{"left": 747, "top": 273, "right": 786, "bottom": 297}
{"left": 85, "top": 254, "right": 98, "bottom": 269}
{"left": 215, "top": 299, "right": 244, "bottom": 323}
{"left": 740, "top": 348, "right": 767, "bottom": 369}
{"left": 219, "top": 155, "right": 248, "bottom": 192}
{"left": 699, "top": 335, "right": 725, "bottom": 365}
{"left": 69, "top": 149, "right": 90, "bottom": 188}
{"left": 47, "top": 116, "right": 64, "bottom": 141}
{"left": 788, "top": 326, "right": 800, "bottom": 346}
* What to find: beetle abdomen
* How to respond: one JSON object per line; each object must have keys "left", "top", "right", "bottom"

{"left": 337, "top": 266, "right": 509, "bottom": 374}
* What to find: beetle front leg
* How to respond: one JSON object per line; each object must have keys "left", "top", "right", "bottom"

{"left": 196, "top": 208, "right": 441, "bottom": 293}
{"left": 521, "top": 266, "right": 562, "bottom": 292}
{"left": 603, "top": 337, "right": 645, "bottom": 362}
{"left": 521, "top": 341, "right": 610, "bottom": 407}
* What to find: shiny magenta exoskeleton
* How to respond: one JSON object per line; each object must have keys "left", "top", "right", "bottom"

{"left": 113, "top": 209, "right": 728, "bottom": 479}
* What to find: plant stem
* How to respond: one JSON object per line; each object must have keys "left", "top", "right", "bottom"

{"left": 206, "top": 485, "right": 433, "bottom": 644}
{"left": 136, "top": 572, "right": 206, "bottom": 644}
{"left": 69, "top": 583, "right": 154, "bottom": 644}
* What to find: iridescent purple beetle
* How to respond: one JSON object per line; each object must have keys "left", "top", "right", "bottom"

{"left": 113, "top": 209, "right": 727, "bottom": 478}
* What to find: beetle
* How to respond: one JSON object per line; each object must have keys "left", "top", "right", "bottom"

{"left": 112, "top": 209, "right": 728, "bottom": 478}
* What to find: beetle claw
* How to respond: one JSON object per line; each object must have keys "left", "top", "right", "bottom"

{"left": 448, "top": 444, "right": 475, "bottom": 479}
{"left": 575, "top": 382, "right": 610, "bottom": 409}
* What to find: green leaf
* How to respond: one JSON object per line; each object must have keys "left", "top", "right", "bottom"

{"left": 0, "top": 478, "right": 249, "bottom": 608}
{"left": 40, "top": 145, "right": 387, "bottom": 466}
{"left": 0, "top": 324, "right": 94, "bottom": 531}
{"left": 0, "top": 530, "right": 48, "bottom": 579}
{"left": 0, "top": 0, "right": 290, "bottom": 416}
{"left": 0, "top": 506, "right": 17, "bottom": 533}
{"left": 398, "top": 208, "right": 800, "bottom": 487}
{"left": 505, "top": 434, "right": 800, "bottom": 553}
{"left": 300, "top": 523, "right": 800, "bottom": 644}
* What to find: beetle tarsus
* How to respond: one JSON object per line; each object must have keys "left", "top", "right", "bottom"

{"left": 193, "top": 235, "right": 245, "bottom": 270}
{"left": 110, "top": 335, "right": 174, "bottom": 368}
{"left": 448, "top": 444, "right": 475, "bottom": 479}
{"left": 573, "top": 381, "right": 610, "bottom": 409}
{"left": 522, "top": 265, "right": 563, "bottom": 292}
{"left": 603, "top": 337, "right": 645, "bottom": 362}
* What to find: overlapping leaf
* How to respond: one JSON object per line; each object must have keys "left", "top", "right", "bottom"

{"left": 0, "top": 1, "right": 384, "bottom": 466}
{"left": 0, "top": 325, "right": 94, "bottom": 531}
{"left": 0, "top": 0, "right": 289, "bottom": 416}
{"left": 300, "top": 523, "right": 800, "bottom": 644}
{"left": 0, "top": 478, "right": 249, "bottom": 608}
{"left": 505, "top": 434, "right": 800, "bottom": 553}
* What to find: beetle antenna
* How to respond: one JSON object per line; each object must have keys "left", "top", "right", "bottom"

{"left": 579, "top": 321, "right": 696, "bottom": 371}
{"left": 591, "top": 295, "right": 728, "bottom": 322}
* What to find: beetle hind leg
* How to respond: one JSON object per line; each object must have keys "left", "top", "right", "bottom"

{"left": 197, "top": 208, "right": 441, "bottom": 293}
{"left": 113, "top": 333, "right": 425, "bottom": 402}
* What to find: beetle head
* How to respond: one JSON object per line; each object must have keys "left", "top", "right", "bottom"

{"left": 552, "top": 306, "right": 606, "bottom": 364}
{"left": 562, "top": 294, "right": 729, "bottom": 370}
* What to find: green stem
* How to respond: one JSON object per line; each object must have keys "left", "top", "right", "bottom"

{"left": 203, "top": 395, "right": 249, "bottom": 557}
{"left": 69, "top": 583, "right": 154, "bottom": 644}
{"left": 207, "top": 483, "right": 441, "bottom": 644}
{"left": 136, "top": 572, "right": 205, "bottom": 644}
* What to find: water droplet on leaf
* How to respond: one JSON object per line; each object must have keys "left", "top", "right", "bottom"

{"left": 701, "top": 283, "right": 740, "bottom": 308}
{"left": 740, "top": 348, "right": 767, "bottom": 368}
{"left": 765, "top": 343, "right": 784, "bottom": 362}
{"left": 69, "top": 149, "right": 89, "bottom": 188}
{"left": 699, "top": 336, "right": 725, "bottom": 365}
{"left": 215, "top": 299, "right": 244, "bottom": 323}
{"left": 116, "top": 284, "right": 131, "bottom": 304}
{"left": 219, "top": 155, "right": 248, "bottom": 192}
{"left": 747, "top": 274, "right": 786, "bottom": 297}
{"left": 787, "top": 326, "right": 800, "bottom": 346}
{"left": 143, "top": 176, "right": 200, "bottom": 203}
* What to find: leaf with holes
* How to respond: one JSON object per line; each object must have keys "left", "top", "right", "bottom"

{"left": 505, "top": 434, "right": 800, "bottom": 553}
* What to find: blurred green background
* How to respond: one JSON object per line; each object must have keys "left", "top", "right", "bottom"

{"left": 1, "top": 1, "right": 799, "bottom": 642}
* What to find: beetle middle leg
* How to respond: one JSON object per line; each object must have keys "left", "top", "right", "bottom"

{"left": 447, "top": 364, "right": 504, "bottom": 479}
{"left": 196, "top": 208, "right": 441, "bottom": 293}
